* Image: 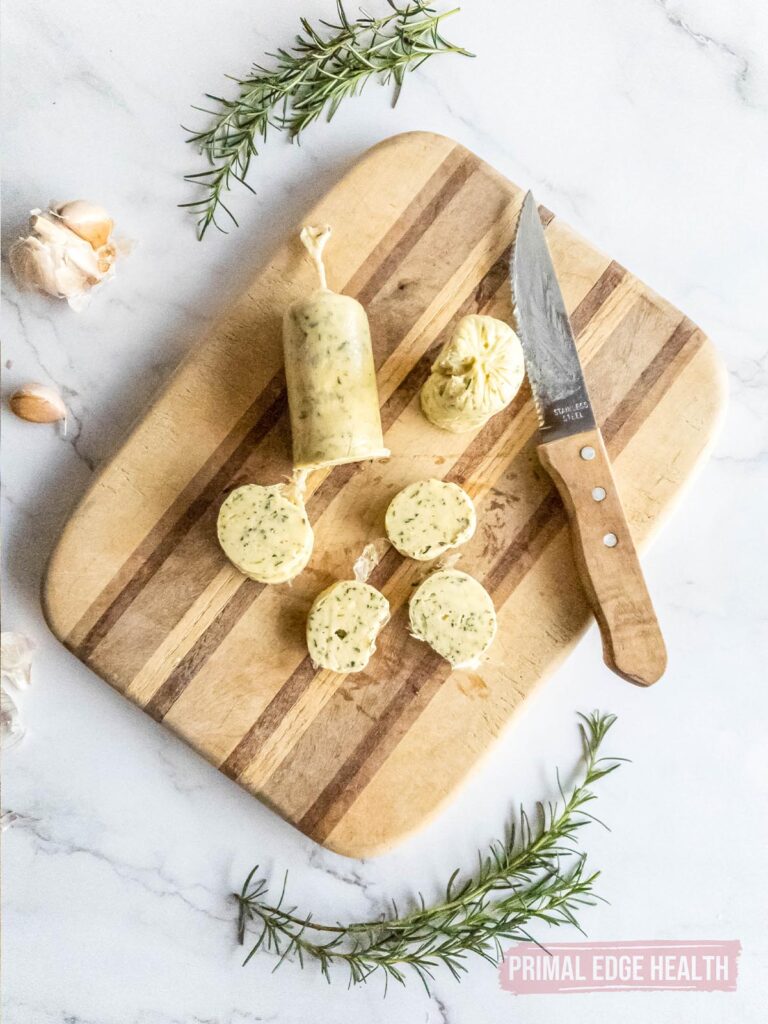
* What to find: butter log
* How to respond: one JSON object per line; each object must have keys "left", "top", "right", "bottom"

{"left": 283, "top": 226, "right": 389, "bottom": 472}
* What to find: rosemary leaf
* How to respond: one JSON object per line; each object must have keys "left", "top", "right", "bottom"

{"left": 183, "top": 1, "right": 473, "bottom": 239}
{"left": 235, "top": 710, "right": 625, "bottom": 991}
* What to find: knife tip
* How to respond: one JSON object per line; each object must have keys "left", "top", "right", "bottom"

{"left": 520, "top": 190, "right": 539, "bottom": 224}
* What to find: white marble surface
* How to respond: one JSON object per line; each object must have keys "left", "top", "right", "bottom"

{"left": 2, "top": 0, "right": 767, "bottom": 1020}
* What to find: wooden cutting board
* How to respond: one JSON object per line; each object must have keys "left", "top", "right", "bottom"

{"left": 43, "top": 132, "right": 725, "bottom": 857}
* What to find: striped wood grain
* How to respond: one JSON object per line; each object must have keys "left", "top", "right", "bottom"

{"left": 43, "top": 132, "right": 726, "bottom": 857}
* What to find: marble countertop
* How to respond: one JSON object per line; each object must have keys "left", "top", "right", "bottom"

{"left": 2, "top": 1, "right": 767, "bottom": 1021}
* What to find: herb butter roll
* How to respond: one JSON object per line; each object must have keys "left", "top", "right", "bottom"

{"left": 306, "top": 580, "right": 390, "bottom": 673}
{"left": 385, "top": 478, "right": 476, "bottom": 560}
{"left": 409, "top": 568, "right": 497, "bottom": 669}
{"left": 421, "top": 314, "right": 525, "bottom": 433}
{"left": 283, "top": 226, "right": 389, "bottom": 472}
{"left": 217, "top": 483, "right": 313, "bottom": 585}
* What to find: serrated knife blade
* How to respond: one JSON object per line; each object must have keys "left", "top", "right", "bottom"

{"left": 511, "top": 191, "right": 596, "bottom": 440}
{"left": 509, "top": 190, "right": 666, "bottom": 687}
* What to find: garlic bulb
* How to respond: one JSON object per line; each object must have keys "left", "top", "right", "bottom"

{"left": 9, "top": 200, "right": 117, "bottom": 310}
{"left": 9, "top": 384, "right": 67, "bottom": 426}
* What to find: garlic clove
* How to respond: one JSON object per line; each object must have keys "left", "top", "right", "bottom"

{"left": 54, "top": 200, "right": 113, "bottom": 251}
{"left": 11, "top": 217, "right": 97, "bottom": 292}
{"left": 9, "top": 236, "right": 58, "bottom": 295}
{"left": 57, "top": 236, "right": 104, "bottom": 285}
{"left": 9, "top": 384, "right": 67, "bottom": 425}
{"left": 9, "top": 236, "right": 95, "bottom": 306}
{"left": 28, "top": 210, "right": 92, "bottom": 250}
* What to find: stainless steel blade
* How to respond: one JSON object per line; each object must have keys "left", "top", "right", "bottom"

{"left": 510, "top": 192, "right": 596, "bottom": 440}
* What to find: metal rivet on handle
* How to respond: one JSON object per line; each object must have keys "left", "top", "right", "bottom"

{"left": 603, "top": 533, "right": 618, "bottom": 547}
{"left": 580, "top": 446, "right": 596, "bottom": 460}
{"left": 592, "top": 487, "right": 607, "bottom": 501}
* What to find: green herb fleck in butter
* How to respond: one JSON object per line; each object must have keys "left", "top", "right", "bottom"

{"left": 385, "top": 478, "right": 476, "bottom": 561}
{"left": 217, "top": 483, "right": 313, "bottom": 584}
{"left": 307, "top": 580, "right": 390, "bottom": 673}
{"left": 409, "top": 568, "right": 496, "bottom": 668}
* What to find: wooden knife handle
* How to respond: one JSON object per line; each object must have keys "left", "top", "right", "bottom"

{"left": 538, "top": 427, "right": 667, "bottom": 686}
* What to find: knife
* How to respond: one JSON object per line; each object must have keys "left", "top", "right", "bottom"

{"left": 510, "top": 191, "right": 667, "bottom": 686}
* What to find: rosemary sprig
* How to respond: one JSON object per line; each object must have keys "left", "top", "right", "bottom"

{"left": 235, "top": 711, "right": 625, "bottom": 992}
{"left": 183, "top": 1, "right": 473, "bottom": 239}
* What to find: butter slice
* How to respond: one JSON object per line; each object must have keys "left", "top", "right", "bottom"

{"left": 385, "top": 478, "right": 476, "bottom": 561}
{"left": 409, "top": 569, "right": 497, "bottom": 669}
{"left": 217, "top": 484, "right": 313, "bottom": 584}
{"left": 307, "top": 580, "right": 390, "bottom": 673}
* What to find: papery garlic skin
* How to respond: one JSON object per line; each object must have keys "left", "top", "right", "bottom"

{"left": 9, "top": 201, "right": 117, "bottom": 310}
{"left": 1, "top": 632, "right": 36, "bottom": 689}
{"left": 0, "top": 810, "right": 22, "bottom": 830}
{"left": 352, "top": 539, "right": 389, "bottom": 583}
{"left": 0, "top": 688, "right": 24, "bottom": 749}
{"left": 0, "top": 633, "right": 36, "bottom": 751}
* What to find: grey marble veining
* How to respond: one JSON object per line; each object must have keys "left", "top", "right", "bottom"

{"left": 2, "top": 1, "right": 767, "bottom": 1021}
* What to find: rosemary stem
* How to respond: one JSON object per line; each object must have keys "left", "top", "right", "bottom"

{"left": 234, "top": 712, "right": 622, "bottom": 990}
{"left": 183, "top": 1, "right": 473, "bottom": 238}
{"left": 244, "top": 746, "right": 603, "bottom": 939}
